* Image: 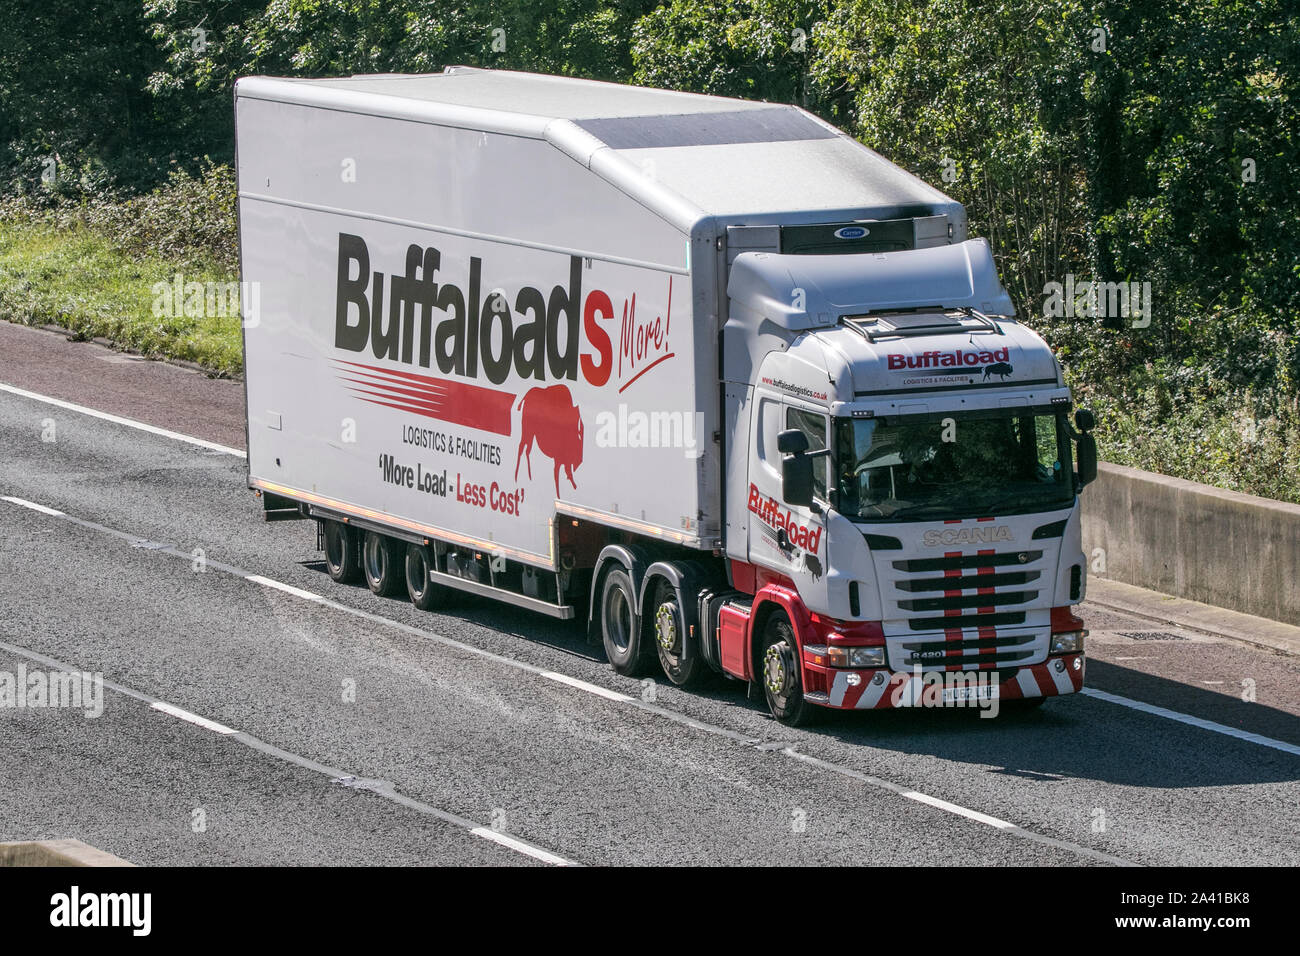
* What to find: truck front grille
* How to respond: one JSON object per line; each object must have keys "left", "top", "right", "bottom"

{"left": 896, "top": 632, "right": 1038, "bottom": 667}
{"left": 904, "top": 611, "right": 1027, "bottom": 632}
{"left": 892, "top": 551, "right": 1043, "bottom": 573}
{"left": 895, "top": 569, "right": 1039, "bottom": 591}
{"left": 898, "top": 590, "right": 1038, "bottom": 612}
{"left": 885, "top": 547, "right": 1051, "bottom": 667}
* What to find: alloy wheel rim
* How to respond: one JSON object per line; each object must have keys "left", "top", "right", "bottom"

{"left": 764, "top": 643, "right": 795, "bottom": 698}
{"left": 655, "top": 604, "right": 678, "bottom": 653}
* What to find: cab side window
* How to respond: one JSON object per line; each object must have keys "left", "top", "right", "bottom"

{"left": 757, "top": 398, "right": 784, "bottom": 479}
{"left": 785, "top": 406, "right": 828, "bottom": 500}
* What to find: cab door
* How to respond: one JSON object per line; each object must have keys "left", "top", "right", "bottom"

{"left": 745, "top": 391, "right": 785, "bottom": 569}
{"left": 747, "top": 396, "right": 831, "bottom": 594}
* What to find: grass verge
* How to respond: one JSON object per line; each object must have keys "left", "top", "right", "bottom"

{"left": 0, "top": 217, "right": 242, "bottom": 377}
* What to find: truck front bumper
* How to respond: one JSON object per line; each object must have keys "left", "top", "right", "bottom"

{"left": 813, "top": 653, "right": 1085, "bottom": 710}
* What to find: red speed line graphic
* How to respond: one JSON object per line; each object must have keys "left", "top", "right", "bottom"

{"left": 333, "top": 360, "right": 515, "bottom": 436}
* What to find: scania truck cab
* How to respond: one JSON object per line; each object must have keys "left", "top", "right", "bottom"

{"left": 720, "top": 240, "right": 1096, "bottom": 723}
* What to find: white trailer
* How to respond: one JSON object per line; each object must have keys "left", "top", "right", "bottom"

{"left": 236, "top": 68, "right": 1097, "bottom": 724}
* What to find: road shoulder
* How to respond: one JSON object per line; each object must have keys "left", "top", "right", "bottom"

{"left": 1088, "top": 577, "right": 1300, "bottom": 657}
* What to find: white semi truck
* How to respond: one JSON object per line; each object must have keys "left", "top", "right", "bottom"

{"left": 235, "top": 68, "right": 1097, "bottom": 724}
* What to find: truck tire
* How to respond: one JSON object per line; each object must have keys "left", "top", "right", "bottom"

{"left": 759, "top": 610, "right": 818, "bottom": 727}
{"left": 404, "top": 543, "right": 447, "bottom": 611}
{"left": 600, "top": 567, "right": 655, "bottom": 677}
{"left": 322, "top": 521, "right": 362, "bottom": 584}
{"left": 651, "top": 578, "right": 704, "bottom": 687}
{"left": 362, "top": 531, "right": 403, "bottom": 596}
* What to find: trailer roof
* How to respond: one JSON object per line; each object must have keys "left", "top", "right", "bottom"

{"left": 303, "top": 68, "right": 774, "bottom": 120}
{"left": 238, "top": 68, "right": 959, "bottom": 228}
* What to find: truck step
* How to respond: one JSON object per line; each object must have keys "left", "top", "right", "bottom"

{"left": 428, "top": 569, "right": 576, "bottom": 620}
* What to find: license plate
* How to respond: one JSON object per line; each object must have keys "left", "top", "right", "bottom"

{"left": 942, "top": 684, "right": 999, "bottom": 704}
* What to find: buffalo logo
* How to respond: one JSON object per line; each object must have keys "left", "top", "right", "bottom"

{"left": 514, "top": 384, "right": 584, "bottom": 497}
{"left": 756, "top": 521, "right": 825, "bottom": 580}
{"left": 982, "top": 362, "right": 1013, "bottom": 380}
{"left": 803, "top": 552, "right": 823, "bottom": 580}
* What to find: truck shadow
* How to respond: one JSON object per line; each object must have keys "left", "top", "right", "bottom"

{"left": 295, "top": 559, "right": 605, "bottom": 658}
{"left": 297, "top": 565, "right": 1300, "bottom": 789}
{"left": 810, "top": 660, "right": 1300, "bottom": 789}
{"left": 452, "top": 604, "right": 1300, "bottom": 789}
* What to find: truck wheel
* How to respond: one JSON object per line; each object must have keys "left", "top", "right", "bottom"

{"left": 362, "top": 531, "right": 402, "bottom": 596}
{"left": 600, "top": 567, "right": 654, "bottom": 677}
{"left": 759, "top": 610, "right": 818, "bottom": 727}
{"left": 651, "top": 578, "right": 703, "bottom": 687}
{"left": 404, "top": 543, "right": 447, "bottom": 611}
{"left": 323, "top": 521, "right": 362, "bottom": 584}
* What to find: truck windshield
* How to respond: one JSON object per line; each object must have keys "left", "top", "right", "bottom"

{"left": 834, "top": 409, "right": 1074, "bottom": 521}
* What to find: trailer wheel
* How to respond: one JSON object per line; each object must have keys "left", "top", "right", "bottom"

{"left": 651, "top": 578, "right": 703, "bottom": 687}
{"left": 600, "top": 567, "right": 654, "bottom": 677}
{"left": 404, "top": 544, "right": 447, "bottom": 611}
{"left": 759, "top": 610, "right": 818, "bottom": 727}
{"left": 322, "top": 521, "right": 361, "bottom": 584}
{"left": 362, "top": 531, "right": 402, "bottom": 596}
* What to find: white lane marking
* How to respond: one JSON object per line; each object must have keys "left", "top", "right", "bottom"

{"left": 8, "top": 492, "right": 1092, "bottom": 861}
{"left": 541, "top": 670, "right": 633, "bottom": 703}
{"left": 0, "top": 638, "right": 576, "bottom": 867}
{"left": 1, "top": 495, "right": 65, "bottom": 517}
{"left": 1082, "top": 687, "right": 1300, "bottom": 757}
{"left": 29, "top": 492, "right": 1299, "bottom": 863}
{"left": 901, "top": 790, "right": 1017, "bottom": 829}
{"left": 470, "top": 828, "right": 573, "bottom": 866}
{"left": 782, "top": 748, "right": 1134, "bottom": 865}
{"left": 0, "top": 382, "right": 245, "bottom": 458}
{"left": 246, "top": 574, "right": 325, "bottom": 603}
{"left": 151, "top": 701, "right": 239, "bottom": 735}
{"left": 1114, "top": 656, "right": 1153, "bottom": 661}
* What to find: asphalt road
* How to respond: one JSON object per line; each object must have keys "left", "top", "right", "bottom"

{"left": 1, "top": 322, "right": 1298, "bottom": 866}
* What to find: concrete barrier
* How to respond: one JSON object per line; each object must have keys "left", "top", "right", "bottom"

{"left": 0, "top": 839, "right": 133, "bottom": 867}
{"left": 1082, "top": 461, "right": 1300, "bottom": 627}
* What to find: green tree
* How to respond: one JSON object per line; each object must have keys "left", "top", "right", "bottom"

{"left": 631, "top": 0, "right": 837, "bottom": 112}
{"left": 0, "top": 0, "right": 183, "bottom": 194}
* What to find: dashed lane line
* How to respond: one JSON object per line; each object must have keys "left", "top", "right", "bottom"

{"left": 0, "top": 637, "right": 576, "bottom": 867}
{"left": 3, "top": 492, "right": 1157, "bottom": 866}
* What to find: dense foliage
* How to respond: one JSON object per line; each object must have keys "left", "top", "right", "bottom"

{"left": 1, "top": 0, "right": 1297, "bottom": 498}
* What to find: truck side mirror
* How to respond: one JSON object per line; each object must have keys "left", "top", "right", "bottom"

{"left": 782, "top": 454, "right": 815, "bottom": 508}
{"left": 1072, "top": 406, "right": 1097, "bottom": 488}
{"left": 1076, "top": 433, "right": 1098, "bottom": 487}
{"left": 777, "top": 429, "right": 809, "bottom": 455}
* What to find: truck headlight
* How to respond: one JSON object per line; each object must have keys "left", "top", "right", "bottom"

{"left": 827, "top": 645, "right": 887, "bottom": 668}
{"left": 1050, "top": 630, "right": 1087, "bottom": 654}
